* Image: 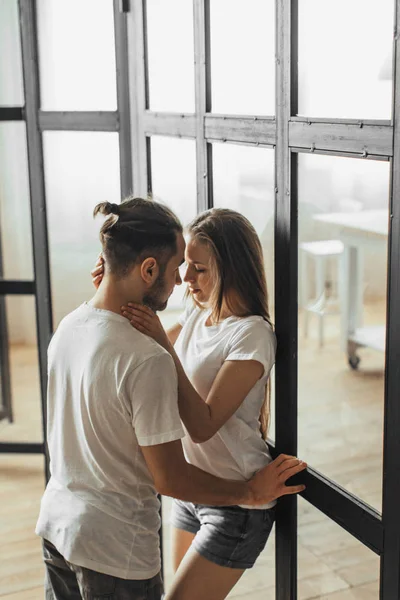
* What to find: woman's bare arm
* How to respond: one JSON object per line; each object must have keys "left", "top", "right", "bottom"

{"left": 122, "top": 303, "right": 264, "bottom": 443}
{"left": 169, "top": 344, "right": 263, "bottom": 442}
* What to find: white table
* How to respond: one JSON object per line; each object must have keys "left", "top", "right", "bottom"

{"left": 314, "top": 210, "right": 388, "bottom": 368}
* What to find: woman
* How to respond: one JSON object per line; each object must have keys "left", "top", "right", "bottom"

{"left": 93, "top": 208, "right": 278, "bottom": 600}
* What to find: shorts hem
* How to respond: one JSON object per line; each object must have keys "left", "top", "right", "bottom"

{"left": 170, "top": 518, "right": 199, "bottom": 536}
{"left": 192, "top": 541, "right": 255, "bottom": 570}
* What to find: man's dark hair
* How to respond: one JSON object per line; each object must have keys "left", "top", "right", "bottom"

{"left": 93, "top": 197, "right": 183, "bottom": 278}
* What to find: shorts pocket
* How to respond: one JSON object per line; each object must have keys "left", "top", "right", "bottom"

{"left": 259, "top": 508, "right": 275, "bottom": 540}
{"left": 197, "top": 505, "right": 249, "bottom": 541}
{"left": 264, "top": 506, "right": 276, "bottom": 525}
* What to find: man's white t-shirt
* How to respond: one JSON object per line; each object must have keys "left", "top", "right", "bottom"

{"left": 36, "top": 302, "right": 184, "bottom": 580}
{"left": 175, "top": 305, "right": 277, "bottom": 509}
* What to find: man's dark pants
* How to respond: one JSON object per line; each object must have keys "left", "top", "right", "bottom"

{"left": 42, "top": 539, "right": 164, "bottom": 600}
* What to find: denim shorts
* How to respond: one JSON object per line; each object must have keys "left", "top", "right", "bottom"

{"left": 171, "top": 500, "right": 275, "bottom": 570}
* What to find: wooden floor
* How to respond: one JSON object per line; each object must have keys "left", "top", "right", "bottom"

{"left": 0, "top": 301, "right": 385, "bottom": 599}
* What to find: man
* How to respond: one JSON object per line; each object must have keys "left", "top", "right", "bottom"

{"left": 36, "top": 197, "right": 305, "bottom": 599}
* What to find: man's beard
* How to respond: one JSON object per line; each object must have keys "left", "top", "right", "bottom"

{"left": 142, "top": 272, "right": 169, "bottom": 312}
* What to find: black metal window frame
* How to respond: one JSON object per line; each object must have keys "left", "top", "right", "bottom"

{"left": 0, "top": 0, "right": 132, "bottom": 478}
{"left": 127, "top": 0, "right": 400, "bottom": 598}
{"left": 1, "top": 0, "right": 399, "bottom": 597}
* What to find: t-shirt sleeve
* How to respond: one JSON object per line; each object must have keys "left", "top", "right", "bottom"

{"left": 128, "top": 351, "right": 184, "bottom": 447}
{"left": 225, "top": 321, "right": 277, "bottom": 379}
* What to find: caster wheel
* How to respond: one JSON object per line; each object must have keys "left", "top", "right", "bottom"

{"left": 348, "top": 355, "right": 360, "bottom": 370}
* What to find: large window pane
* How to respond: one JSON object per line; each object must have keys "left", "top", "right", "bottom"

{"left": 212, "top": 142, "right": 276, "bottom": 437}
{"left": 37, "top": 0, "right": 117, "bottom": 111}
{"left": 0, "top": 296, "right": 42, "bottom": 443}
{"left": 0, "top": 0, "right": 24, "bottom": 105}
{"left": 150, "top": 136, "right": 197, "bottom": 226}
{"left": 146, "top": 0, "right": 195, "bottom": 112}
{"left": 298, "top": 154, "right": 388, "bottom": 512}
{"left": 210, "top": 0, "right": 275, "bottom": 115}
{"left": 43, "top": 132, "right": 121, "bottom": 327}
{"left": 150, "top": 135, "right": 197, "bottom": 315}
{"left": 298, "top": 0, "right": 394, "bottom": 119}
{"left": 298, "top": 498, "right": 379, "bottom": 598}
{"left": 0, "top": 123, "right": 34, "bottom": 280}
{"left": 212, "top": 143, "right": 275, "bottom": 316}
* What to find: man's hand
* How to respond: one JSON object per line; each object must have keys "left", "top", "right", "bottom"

{"left": 248, "top": 454, "right": 306, "bottom": 505}
{"left": 91, "top": 254, "right": 104, "bottom": 289}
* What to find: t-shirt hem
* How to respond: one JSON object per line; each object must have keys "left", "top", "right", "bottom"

{"left": 137, "top": 427, "right": 185, "bottom": 447}
{"left": 239, "top": 499, "right": 277, "bottom": 510}
{"left": 37, "top": 531, "right": 160, "bottom": 580}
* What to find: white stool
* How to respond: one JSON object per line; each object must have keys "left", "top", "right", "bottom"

{"left": 300, "top": 240, "right": 344, "bottom": 347}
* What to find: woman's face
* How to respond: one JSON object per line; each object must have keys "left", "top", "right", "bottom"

{"left": 183, "top": 236, "right": 214, "bottom": 304}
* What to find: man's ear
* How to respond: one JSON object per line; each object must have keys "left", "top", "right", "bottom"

{"left": 140, "top": 257, "right": 159, "bottom": 284}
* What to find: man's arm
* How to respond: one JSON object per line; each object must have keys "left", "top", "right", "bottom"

{"left": 141, "top": 439, "right": 306, "bottom": 507}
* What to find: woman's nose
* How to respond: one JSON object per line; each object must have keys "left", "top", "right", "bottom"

{"left": 183, "top": 268, "right": 194, "bottom": 283}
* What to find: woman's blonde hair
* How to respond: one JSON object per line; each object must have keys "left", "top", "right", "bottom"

{"left": 187, "top": 208, "right": 273, "bottom": 439}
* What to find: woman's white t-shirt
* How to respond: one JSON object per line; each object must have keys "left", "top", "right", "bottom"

{"left": 175, "top": 305, "right": 277, "bottom": 509}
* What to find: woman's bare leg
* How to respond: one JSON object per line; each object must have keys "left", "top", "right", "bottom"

{"left": 172, "top": 527, "right": 195, "bottom": 572}
{"left": 166, "top": 546, "right": 245, "bottom": 600}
